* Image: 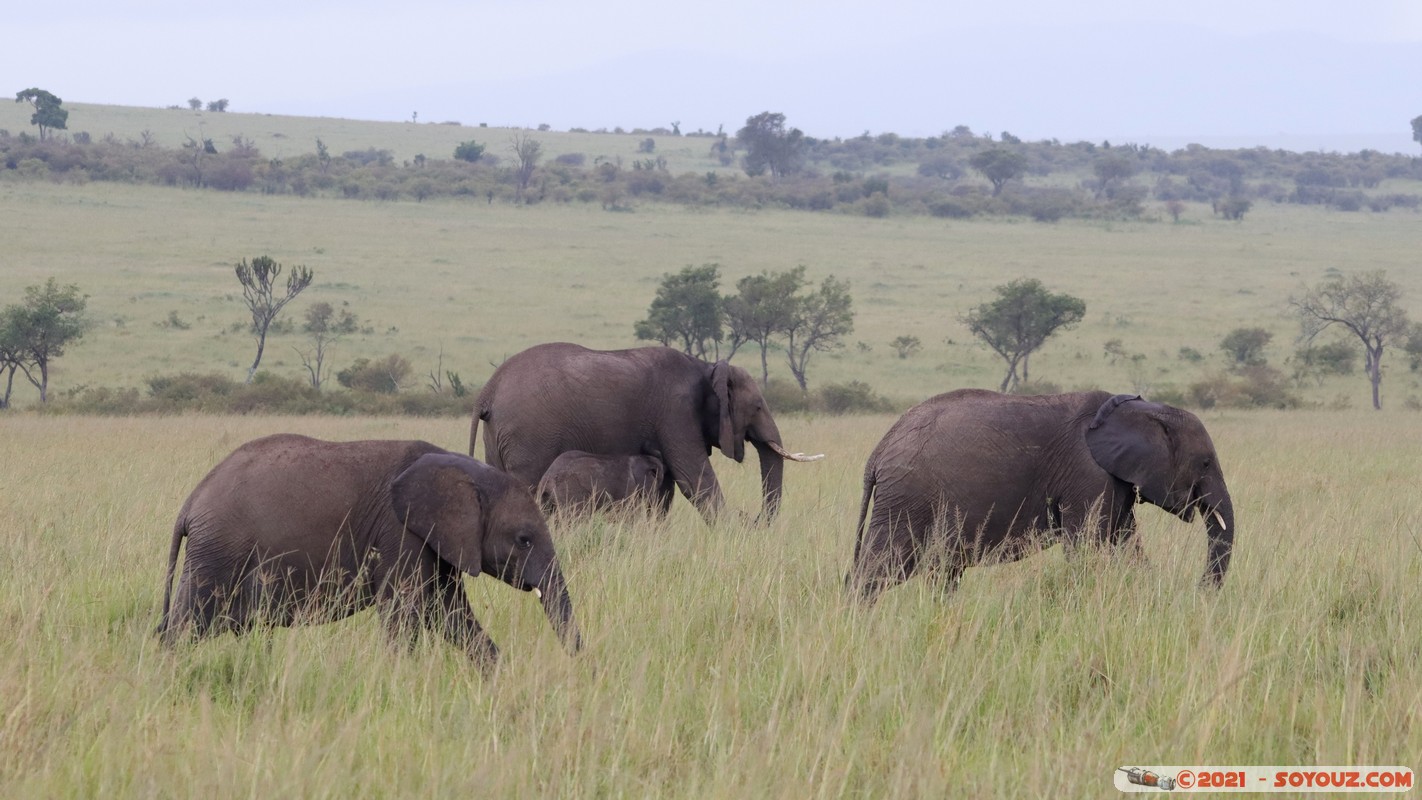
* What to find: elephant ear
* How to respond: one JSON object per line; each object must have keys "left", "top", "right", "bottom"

{"left": 710, "top": 360, "right": 738, "bottom": 458}
{"left": 391, "top": 453, "right": 485, "bottom": 575}
{"left": 1085, "top": 395, "right": 1171, "bottom": 506}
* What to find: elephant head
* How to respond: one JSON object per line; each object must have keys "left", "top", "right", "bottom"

{"left": 392, "top": 453, "right": 581, "bottom": 652}
{"left": 628, "top": 454, "right": 666, "bottom": 497}
{"left": 708, "top": 360, "right": 820, "bottom": 521}
{"left": 1085, "top": 395, "right": 1234, "bottom": 586}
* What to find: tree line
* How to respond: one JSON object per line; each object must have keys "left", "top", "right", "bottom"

{"left": 7, "top": 93, "right": 1422, "bottom": 221}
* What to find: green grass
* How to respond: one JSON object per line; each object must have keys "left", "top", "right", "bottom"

{"left": 2, "top": 411, "right": 1419, "bottom": 797}
{"left": 4, "top": 107, "right": 1422, "bottom": 796}
{"left": 5, "top": 177, "right": 1421, "bottom": 411}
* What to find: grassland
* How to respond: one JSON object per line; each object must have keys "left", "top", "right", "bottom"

{"left": 4, "top": 177, "right": 1422, "bottom": 411}
{"left": 2, "top": 409, "right": 1420, "bottom": 797}
{"left": 3, "top": 105, "right": 1422, "bottom": 797}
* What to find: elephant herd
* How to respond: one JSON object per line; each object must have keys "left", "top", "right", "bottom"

{"left": 158, "top": 342, "right": 1234, "bottom": 670}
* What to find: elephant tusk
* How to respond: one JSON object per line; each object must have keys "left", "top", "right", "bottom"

{"left": 1211, "top": 510, "right": 1228, "bottom": 531}
{"left": 532, "top": 587, "right": 543, "bottom": 599}
{"left": 766, "top": 441, "right": 825, "bottom": 462}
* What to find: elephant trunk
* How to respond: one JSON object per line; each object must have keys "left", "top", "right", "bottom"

{"left": 537, "top": 563, "right": 582, "bottom": 654}
{"left": 753, "top": 438, "right": 785, "bottom": 522}
{"left": 1200, "top": 490, "right": 1234, "bottom": 587}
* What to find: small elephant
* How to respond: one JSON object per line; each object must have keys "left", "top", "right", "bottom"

{"left": 848, "top": 390, "right": 1234, "bottom": 601}
{"left": 537, "top": 450, "right": 672, "bottom": 515}
{"left": 157, "top": 434, "right": 581, "bottom": 669}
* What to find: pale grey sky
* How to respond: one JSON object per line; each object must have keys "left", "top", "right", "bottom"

{"left": 7, "top": 1, "right": 1420, "bottom": 152}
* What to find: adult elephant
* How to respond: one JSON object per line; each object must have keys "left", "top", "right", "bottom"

{"left": 848, "top": 390, "right": 1234, "bottom": 601}
{"left": 471, "top": 343, "right": 820, "bottom": 523}
{"left": 158, "top": 434, "right": 580, "bottom": 671}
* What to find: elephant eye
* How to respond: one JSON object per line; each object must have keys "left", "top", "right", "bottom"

{"left": 516, "top": 534, "right": 534, "bottom": 550}
{"left": 1202, "top": 457, "right": 1213, "bottom": 470}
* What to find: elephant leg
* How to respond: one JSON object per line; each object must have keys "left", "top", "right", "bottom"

{"left": 848, "top": 508, "right": 924, "bottom": 603}
{"left": 432, "top": 570, "right": 499, "bottom": 675}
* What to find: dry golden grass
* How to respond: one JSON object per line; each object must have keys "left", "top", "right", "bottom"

{"left": 2, "top": 409, "right": 1418, "bottom": 797}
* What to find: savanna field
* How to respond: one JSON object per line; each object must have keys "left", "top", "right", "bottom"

{"left": 2, "top": 106, "right": 1421, "bottom": 797}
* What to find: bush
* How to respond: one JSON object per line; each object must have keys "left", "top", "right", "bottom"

{"left": 337, "top": 354, "right": 413, "bottom": 394}
{"left": 1011, "top": 379, "right": 1063, "bottom": 396}
{"left": 818, "top": 381, "right": 894, "bottom": 414}
{"left": 1187, "top": 366, "right": 1299, "bottom": 409}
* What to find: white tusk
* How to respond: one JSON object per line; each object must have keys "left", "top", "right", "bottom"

{"left": 1211, "top": 511, "right": 1228, "bottom": 531}
{"left": 766, "top": 441, "right": 826, "bottom": 462}
{"left": 532, "top": 587, "right": 543, "bottom": 599}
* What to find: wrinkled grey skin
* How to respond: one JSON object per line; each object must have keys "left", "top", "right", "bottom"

{"left": 473, "top": 343, "right": 808, "bottom": 523}
{"left": 848, "top": 390, "right": 1234, "bottom": 601}
{"left": 157, "top": 434, "right": 580, "bottom": 670}
{"left": 537, "top": 450, "right": 672, "bottom": 515}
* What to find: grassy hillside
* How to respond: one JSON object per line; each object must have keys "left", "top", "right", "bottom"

{"left": 0, "top": 101, "right": 725, "bottom": 173}
{"left": 4, "top": 177, "right": 1421, "bottom": 412}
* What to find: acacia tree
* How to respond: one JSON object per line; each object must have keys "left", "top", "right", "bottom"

{"left": 634, "top": 264, "right": 724, "bottom": 360}
{"left": 15, "top": 88, "right": 68, "bottom": 141}
{"left": 723, "top": 266, "right": 805, "bottom": 385}
{"left": 736, "top": 112, "right": 806, "bottom": 179}
{"left": 1, "top": 279, "right": 89, "bottom": 403}
{"left": 236, "top": 255, "right": 313, "bottom": 383}
{"left": 1412, "top": 114, "right": 1422, "bottom": 153}
{"left": 1292, "top": 270, "right": 1411, "bottom": 410}
{"left": 963, "top": 279, "right": 1086, "bottom": 392}
{"left": 784, "top": 275, "right": 854, "bottom": 391}
{"left": 968, "top": 148, "right": 1028, "bottom": 196}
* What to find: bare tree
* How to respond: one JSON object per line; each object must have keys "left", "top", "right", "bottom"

{"left": 1292, "top": 270, "right": 1411, "bottom": 410}
{"left": 236, "top": 256, "right": 313, "bottom": 383}
{"left": 293, "top": 301, "right": 358, "bottom": 390}
{"left": 510, "top": 134, "right": 542, "bottom": 201}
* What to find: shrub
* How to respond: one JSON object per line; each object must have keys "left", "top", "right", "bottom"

{"left": 1187, "top": 366, "right": 1298, "bottom": 409}
{"left": 337, "top": 354, "right": 412, "bottom": 394}
{"left": 818, "top": 381, "right": 894, "bottom": 414}
{"left": 1011, "top": 379, "right": 1063, "bottom": 396}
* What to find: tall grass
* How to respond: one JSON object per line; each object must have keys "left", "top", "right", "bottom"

{"left": 2, "top": 411, "right": 1418, "bottom": 797}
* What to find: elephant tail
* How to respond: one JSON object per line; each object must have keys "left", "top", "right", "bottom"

{"left": 854, "top": 465, "right": 877, "bottom": 550}
{"left": 157, "top": 512, "right": 188, "bottom": 639}
{"left": 469, "top": 406, "right": 488, "bottom": 457}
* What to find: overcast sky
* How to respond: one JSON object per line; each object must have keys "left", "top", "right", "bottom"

{"left": 7, "top": 1, "right": 1421, "bottom": 152}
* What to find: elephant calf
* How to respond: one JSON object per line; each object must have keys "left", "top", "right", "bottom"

{"left": 537, "top": 450, "right": 672, "bottom": 515}
{"left": 848, "top": 390, "right": 1234, "bottom": 601}
{"left": 157, "top": 434, "right": 581, "bottom": 669}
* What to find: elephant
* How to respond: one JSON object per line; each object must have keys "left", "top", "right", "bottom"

{"left": 847, "top": 390, "right": 1234, "bottom": 601}
{"left": 537, "top": 450, "right": 673, "bottom": 515}
{"left": 471, "top": 343, "right": 821, "bottom": 523}
{"left": 157, "top": 434, "right": 581, "bottom": 669}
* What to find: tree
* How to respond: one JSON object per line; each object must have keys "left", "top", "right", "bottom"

{"left": 634, "top": 264, "right": 724, "bottom": 360}
{"left": 968, "top": 148, "right": 1027, "bottom": 196}
{"left": 294, "top": 301, "right": 360, "bottom": 390}
{"left": 1, "top": 279, "right": 89, "bottom": 403}
{"left": 454, "top": 140, "right": 485, "bottom": 163}
{"left": 963, "top": 279, "right": 1086, "bottom": 392}
{"left": 736, "top": 111, "right": 806, "bottom": 179}
{"left": 1292, "top": 270, "right": 1411, "bottom": 410}
{"left": 187, "top": 97, "right": 202, "bottom": 110}
{"left": 724, "top": 266, "right": 805, "bottom": 385}
{"left": 1219, "top": 327, "right": 1273, "bottom": 366}
{"left": 510, "top": 134, "right": 542, "bottom": 201}
{"left": 1093, "top": 155, "right": 1137, "bottom": 198}
{"left": 891, "top": 335, "right": 922, "bottom": 359}
{"left": 235, "top": 255, "right": 313, "bottom": 384}
{"left": 784, "top": 275, "right": 854, "bottom": 391}
{"left": 14, "top": 88, "right": 69, "bottom": 141}
{"left": 206, "top": 98, "right": 229, "bottom": 112}
{"left": 1412, "top": 114, "right": 1422, "bottom": 153}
